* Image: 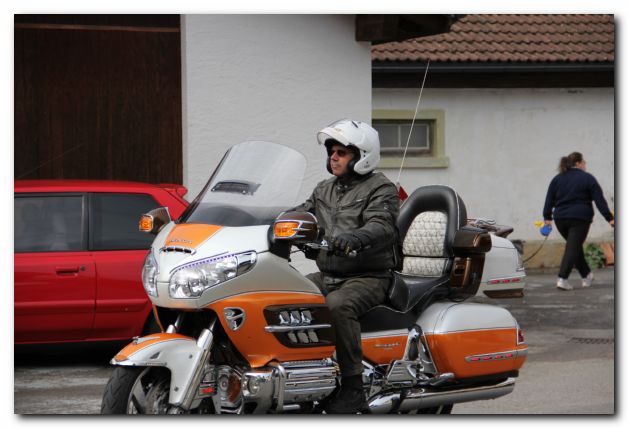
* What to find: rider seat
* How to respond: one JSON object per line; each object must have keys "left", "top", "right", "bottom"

{"left": 360, "top": 185, "right": 467, "bottom": 333}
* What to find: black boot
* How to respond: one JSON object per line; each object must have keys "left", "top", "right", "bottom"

{"left": 324, "top": 375, "right": 368, "bottom": 414}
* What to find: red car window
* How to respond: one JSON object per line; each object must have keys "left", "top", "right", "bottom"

{"left": 90, "top": 193, "right": 160, "bottom": 251}
{"left": 15, "top": 195, "right": 84, "bottom": 253}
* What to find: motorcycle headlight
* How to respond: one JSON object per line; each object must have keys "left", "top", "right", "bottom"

{"left": 169, "top": 251, "right": 257, "bottom": 299}
{"left": 142, "top": 250, "right": 159, "bottom": 297}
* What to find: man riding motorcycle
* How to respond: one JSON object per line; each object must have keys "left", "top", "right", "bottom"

{"left": 294, "top": 119, "right": 400, "bottom": 413}
{"left": 101, "top": 130, "right": 528, "bottom": 415}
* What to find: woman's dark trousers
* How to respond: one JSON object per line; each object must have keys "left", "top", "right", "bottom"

{"left": 554, "top": 219, "right": 592, "bottom": 279}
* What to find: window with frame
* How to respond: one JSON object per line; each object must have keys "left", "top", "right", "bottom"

{"left": 373, "top": 119, "right": 433, "bottom": 156}
{"left": 14, "top": 195, "right": 84, "bottom": 253}
{"left": 90, "top": 193, "right": 159, "bottom": 251}
{"left": 372, "top": 109, "right": 448, "bottom": 169}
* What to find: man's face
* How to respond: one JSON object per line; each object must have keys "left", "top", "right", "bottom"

{"left": 329, "top": 143, "right": 355, "bottom": 177}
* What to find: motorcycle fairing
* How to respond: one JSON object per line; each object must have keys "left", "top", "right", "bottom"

{"left": 361, "top": 331, "right": 407, "bottom": 363}
{"left": 148, "top": 227, "right": 322, "bottom": 309}
{"left": 162, "top": 224, "right": 223, "bottom": 253}
{"left": 207, "top": 291, "right": 335, "bottom": 367}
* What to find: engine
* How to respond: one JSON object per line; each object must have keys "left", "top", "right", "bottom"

{"left": 204, "top": 359, "right": 338, "bottom": 414}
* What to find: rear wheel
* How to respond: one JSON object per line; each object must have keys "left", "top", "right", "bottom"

{"left": 399, "top": 404, "right": 453, "bottom": 414}
{"left": 416, "top": 404, "right": 453, "bottom": 414}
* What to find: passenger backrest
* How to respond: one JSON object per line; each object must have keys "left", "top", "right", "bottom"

{"left": 397, "top": 185, "right": 467, "bottom": 278}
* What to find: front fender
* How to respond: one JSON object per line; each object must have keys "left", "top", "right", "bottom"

{"left": 111, "top": 333, "right": 204, "bottom": 406}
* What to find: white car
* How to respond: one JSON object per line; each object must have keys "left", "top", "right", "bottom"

{"left": 468, "top": 219, "right": 526, "bottom": 298}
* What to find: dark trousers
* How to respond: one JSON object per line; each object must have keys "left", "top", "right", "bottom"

{"left": 306, "top": 272, "right": 389, "bottom": 378}
{"left": 554, "top": 219, "right": 592, "bottom": 279}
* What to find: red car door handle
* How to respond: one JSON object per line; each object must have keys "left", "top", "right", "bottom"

{"left": 55, "top": 266, "right": 82, "bottom": 275}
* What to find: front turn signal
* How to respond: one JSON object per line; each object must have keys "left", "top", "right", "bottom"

{"left": 274, "top": 221, "right": 299, "bottom": 238}
{"left": 139, "top": 215, "right": 154, "bottom": 233}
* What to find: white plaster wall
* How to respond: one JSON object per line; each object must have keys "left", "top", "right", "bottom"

{"left": 374, "top": 88, "right": 615, "bottom": 242}
{"left": 181, "top": 15, "right": 372, "bottom": 202}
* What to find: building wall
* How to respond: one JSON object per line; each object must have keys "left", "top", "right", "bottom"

{"left": 181, "top": 15, "right": 372, "bottom": 201}
{"left": 373, "top": 87, "right": 615, "bottom": 245}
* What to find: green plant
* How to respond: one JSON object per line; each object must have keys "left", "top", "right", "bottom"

{"left": 584, "top": 243, "right": 606, "bottom": 269}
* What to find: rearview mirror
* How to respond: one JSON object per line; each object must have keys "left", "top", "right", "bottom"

{"left": 273, "top": 211, "right": 318, "bottom": 243}
{"left": 139, "top": 207, "right": 172, "bottom": 235}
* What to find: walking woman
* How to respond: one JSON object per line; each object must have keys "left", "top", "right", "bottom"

{"left": 543, "top": 152, "right": 614, "bottom": 291}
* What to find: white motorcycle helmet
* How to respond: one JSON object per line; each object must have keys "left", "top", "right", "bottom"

{"left": 317, "top": 119, "right": 381, "bottom": 175}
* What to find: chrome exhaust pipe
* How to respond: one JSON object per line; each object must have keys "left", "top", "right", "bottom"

{"left": 368, "top": 377, "right": 516, "bottom": 414}
{"left": 398, "top": 377, "right": 516, "bottom": 412}
{"left": 368, "top": 392, "right": 401, "bottom": 414}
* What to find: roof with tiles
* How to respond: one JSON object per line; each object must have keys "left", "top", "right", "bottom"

{"left": 372, "top": 14, "right": 614, "bottom": 63}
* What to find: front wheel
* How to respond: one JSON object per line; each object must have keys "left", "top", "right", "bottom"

{"left": 101, "top": 366, "right": 172, "bottom": 414}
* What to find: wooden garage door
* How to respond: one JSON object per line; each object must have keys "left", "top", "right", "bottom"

{"left": 14, "top": 15, "right": 182, "bottom": 184}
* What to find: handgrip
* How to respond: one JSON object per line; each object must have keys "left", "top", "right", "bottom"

{"left": 303, "top": 243, "right": 367, "bottom": 258}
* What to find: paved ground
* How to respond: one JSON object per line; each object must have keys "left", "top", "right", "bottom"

{"left": 13, "top": 267, "right": 616, "bottom": 415}
{"left": 456, "top": 266, "right": 615, "bottom": 414}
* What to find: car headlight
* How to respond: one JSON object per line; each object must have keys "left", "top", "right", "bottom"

{"left": 169, "top": 251, "right": 257, "bottom": 299}
{"left": 142, "top": 250, "right": 159, "bottom": 297}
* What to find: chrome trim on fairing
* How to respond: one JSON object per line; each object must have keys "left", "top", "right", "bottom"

{"left": 160, "top": 246, "right": 196, "bottom": 255}
{"left": 361, "top": 329, "right": 408, "bottom": 339}
{"left": 465, "top": 348, "right": 528, "bottom": 363}
{"left": 264, "top": 323, "right": 331, "bottom": 333}
{"left": 223, "top": 307, "right": 246, "bottom": 331}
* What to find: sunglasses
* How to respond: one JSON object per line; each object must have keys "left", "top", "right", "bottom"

{"left": 330, "top": 149, "right": 349, "bottom": 158}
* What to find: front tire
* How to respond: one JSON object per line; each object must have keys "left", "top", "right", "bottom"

{"left": 101, "top": 366, "right": 170, "bottom": 414}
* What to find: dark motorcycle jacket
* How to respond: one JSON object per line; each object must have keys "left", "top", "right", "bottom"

{"left": 295, "top": 171, "right": 400, "bottom": 278}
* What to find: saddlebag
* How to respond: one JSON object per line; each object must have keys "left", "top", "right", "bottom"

{"left": 418, "top": 301, "right": 527, "bottom": 380}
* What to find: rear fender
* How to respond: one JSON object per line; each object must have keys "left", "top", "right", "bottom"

{"left": 111, "top": 333, "right": 203, "bottom": 406}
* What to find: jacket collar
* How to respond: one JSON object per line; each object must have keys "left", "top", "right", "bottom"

{"left": 335, "top": 171, "right": 373, "bottom": 188}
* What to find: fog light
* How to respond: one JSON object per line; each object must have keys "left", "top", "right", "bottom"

{"left": 247, "top": 376, "right": 261, "bottom": 395}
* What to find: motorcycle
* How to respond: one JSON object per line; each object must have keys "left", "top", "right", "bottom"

{"left": 101, "top": 141, "right": 527, "bottom": 414}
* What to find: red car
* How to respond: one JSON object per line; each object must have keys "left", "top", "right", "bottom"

{"left": 14, "top": 180, "right": 189, "bottom": 344}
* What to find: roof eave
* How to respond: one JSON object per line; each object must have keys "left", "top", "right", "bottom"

{"left": 372, "top": 61, "right": 615, "bottom": 73}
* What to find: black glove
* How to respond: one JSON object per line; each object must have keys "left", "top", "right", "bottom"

{"left": 332, "top": 233, "right": 363, "bottom": 256}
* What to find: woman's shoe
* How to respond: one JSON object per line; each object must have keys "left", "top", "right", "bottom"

{"left": 582, "top": 272, "right": 594, "bottom": 288}
{"left": 557, "top": 277, "right": 573, "bottom": 291}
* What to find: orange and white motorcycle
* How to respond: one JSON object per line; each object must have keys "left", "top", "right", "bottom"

{"left": 101, "top": 141, "right": 527, "bottom": 414}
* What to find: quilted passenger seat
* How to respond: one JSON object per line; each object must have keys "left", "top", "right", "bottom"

{"left": 360, "top": 185, "right": 467, "bottom": 333}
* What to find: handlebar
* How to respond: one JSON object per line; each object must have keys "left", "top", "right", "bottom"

{"left": 303, "top": 242, "right": 360, "bottom": 258}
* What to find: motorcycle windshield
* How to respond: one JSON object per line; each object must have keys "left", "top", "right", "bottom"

{"left": 180, "top": 141, "right": 307, "bottom": 226}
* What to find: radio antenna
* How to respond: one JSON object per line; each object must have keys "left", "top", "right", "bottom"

{"left": 395, "top": 59, "right": 430, "bottom": 186}
{"left": 17, "top": 142, "right": 86, "bottom": 179}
